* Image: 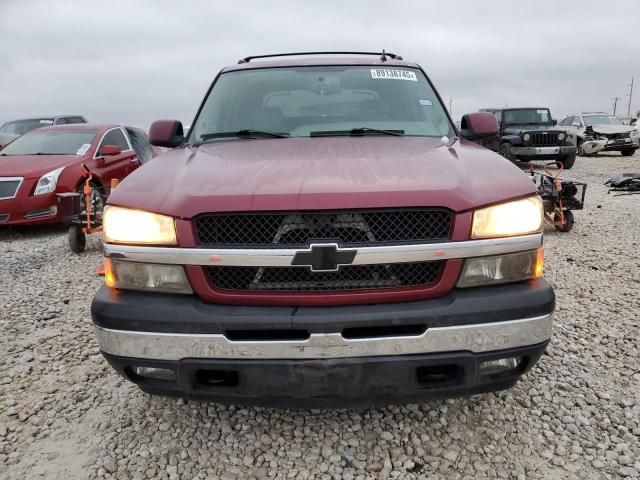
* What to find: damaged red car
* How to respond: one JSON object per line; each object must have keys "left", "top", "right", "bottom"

{"left": 0, "top": 124, "right": 155, "bottom": 226}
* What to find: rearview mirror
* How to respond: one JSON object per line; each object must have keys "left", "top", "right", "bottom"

{"left": 459, "top": 112, "right": 499, "bottom": 140}
{"left": 149, "top": 120, "right": 184, "bottom": 148}
{"left": 100, "top": 144, "right": 121, "bottom": 156}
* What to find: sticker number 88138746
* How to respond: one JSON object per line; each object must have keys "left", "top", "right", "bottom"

{"left": 370, "top": 69, "right": 418, "bottom": 81}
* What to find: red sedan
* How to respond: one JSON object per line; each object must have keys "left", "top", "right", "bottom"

{"left": 0, "top": 124, "right": 155, "bottom": 226}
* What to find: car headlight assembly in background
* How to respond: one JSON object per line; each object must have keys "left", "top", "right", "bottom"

{"left": 103, "top": 206, "right": 177, "bottom": 245}
{"left": 105, "top": 258, "right": 193, "bottom": 294}
{"left": 457, "top": 249, "right": 544, "bottom": 288}
{"left": 471, "top": 196, "right": 543, "bottom": 239}
{"left": 34, "top": 167, "right": 65, "bottom": 195}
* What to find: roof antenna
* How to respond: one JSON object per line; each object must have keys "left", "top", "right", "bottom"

{"left": 380, "top": 49, "right": 387, "bottom": 62}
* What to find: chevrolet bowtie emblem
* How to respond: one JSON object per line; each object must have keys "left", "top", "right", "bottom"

{"left": 291, "top": 243, "right": 357, "bottom": 272}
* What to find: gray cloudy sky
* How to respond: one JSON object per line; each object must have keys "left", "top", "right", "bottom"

{"left": 1, "top": 0, "right": 638, "bottom": 128}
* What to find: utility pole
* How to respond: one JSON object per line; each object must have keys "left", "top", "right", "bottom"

{"left": 627, "top": 77, "right": 634, "bottom": 117}
{"left": 612, "top": 97, "right": 620, "bottom": 115}
{"left": 448, "top": 97, "right": 453, "bottom": 115}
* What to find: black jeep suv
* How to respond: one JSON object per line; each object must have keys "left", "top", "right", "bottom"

{"left": 481, "top": 108, "right": 577, "bottom": 169}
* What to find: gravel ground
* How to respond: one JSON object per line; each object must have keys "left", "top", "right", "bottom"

{"left": 1, "top": 152, "right": 639, "bottom": 480}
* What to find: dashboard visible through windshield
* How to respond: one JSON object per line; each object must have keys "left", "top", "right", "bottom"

{"left": 189, "top": 66, "right": 454, "bottom": 143}
{"left": 0, "top": 130, "right": 97, "bottom": 156}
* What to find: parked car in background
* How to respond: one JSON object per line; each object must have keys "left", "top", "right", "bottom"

{"left": 0, "top": 115, "right": 88, "bottom": 149}
{"left": 558, "top": 112, "right": 637, "bottom": 156}
{"left": 92, "top": 51, "right": 554, "bottom": 407}
{"left": 480, "top": 107, "right": 576, "bottom": 169}
{"left": 0, "top": 124, "right": 155, "bottom": 226}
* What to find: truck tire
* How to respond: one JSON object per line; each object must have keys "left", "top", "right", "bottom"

{"left": 499, "top": 143, "right": 515, "bottom": 161}
{"left": 621, "top": 148, "right": 636, "bottom": 157}
{"left": 558, "top": 154, "right": 576, "bottom": 170}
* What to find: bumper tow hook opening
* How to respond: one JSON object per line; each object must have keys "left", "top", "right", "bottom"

{"left": 416, "top": 364, "right": 462, "bottom": 387}
{"left": 194, "top": 369, "right": 239, "bottom": 389}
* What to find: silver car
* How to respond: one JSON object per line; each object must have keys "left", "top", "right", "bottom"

{"left": 558, "top": 112, "right": 637, "bottom": 157}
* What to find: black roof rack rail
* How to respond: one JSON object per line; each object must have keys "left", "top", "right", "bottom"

{"left": 238, "top": 50, "right": 403, "bottom": 64}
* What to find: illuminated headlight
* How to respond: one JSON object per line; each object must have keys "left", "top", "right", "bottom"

{"left": 103, "top": 206, "right": 177, "bottom": 245}
{"left": 471, "top": 196, "right": 543, "bottom": 239}
{"left": 105, "top": 259, "right": 192, "bottom": 294}
{"left": 523, "top": 133, "right": 531, "bottom": 142}
{"left": 34, "top": 167, "right": 64, "bottom": 195}
{"left": 457, "top": 249, "right": 543, "bottom": 288}
{"left": 557, "top": 132, "right": 566, "bottom": 141}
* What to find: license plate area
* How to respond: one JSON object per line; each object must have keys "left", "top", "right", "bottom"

{"left": 535, "top": 147, "right": 560, "bottom": 154}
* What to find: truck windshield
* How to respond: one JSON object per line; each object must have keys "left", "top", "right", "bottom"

{"left": 502, "top": 109, "right": 551, "bottom": 126}
{"left": 0, "top": 130, "right": 97, "bottom": 156}
{"left": 189, "top": 66, "right": 454, "bottom": 143}
{"left": 583, "top": 115, "right": 623, "bottom": 127}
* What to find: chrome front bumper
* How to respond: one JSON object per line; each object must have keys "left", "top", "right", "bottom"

{"left": 95, "top": 313, "right": 552, "bottom": 361}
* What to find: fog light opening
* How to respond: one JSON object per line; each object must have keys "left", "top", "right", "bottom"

{"left": 131, "top": 366, "right": 176, "bottom": 382}
{"left": 479, "top": 356, "right": 522, "bottom": 376}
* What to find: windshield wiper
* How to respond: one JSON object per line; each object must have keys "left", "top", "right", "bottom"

{"left": 310, "top": 128, "right": 405, "bottom": 137}
{"left": 198, "top": 130, "right": 289, "bottom": 143}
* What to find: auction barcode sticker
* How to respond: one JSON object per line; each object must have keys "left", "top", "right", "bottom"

{"left": 370, "top": 69, "right": 417, "bottom": 81}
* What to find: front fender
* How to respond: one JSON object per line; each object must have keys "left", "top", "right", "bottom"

{"left": 502, "top": 135, "right": 523, "bottom": 146}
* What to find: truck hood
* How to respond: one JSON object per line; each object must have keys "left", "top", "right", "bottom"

{"left": 0, "top": 154, "right": 81, "bottom": 179}
{"left": 110, "top": 136, "right": 537, "bottom": 217}
{"left": 587, "top": 125, "right": 634, "bottom": 135}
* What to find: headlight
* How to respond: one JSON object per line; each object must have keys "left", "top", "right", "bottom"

{"left": 457, "top": 249, "right": 543, "bottom": 288}
{"left": 34, "top": 167, "right": 64, "bottom": 195}
{"left": 105, "top": 259, "right": 192, "bottom": 294}
{"left": 523, "top": 133, "right": 531, "bottom": 142}
{"left": 103, "top": 206, "right": 177, "bottom": 245}
{"left": 557, "top": 132, "right": 566, "bottom": 141}
{"left": 471, "top": 196, "right": 543, "bottom": 239}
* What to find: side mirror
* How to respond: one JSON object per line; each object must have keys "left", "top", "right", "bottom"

{"left": 100, "top": 144, "right": 122, "bottom": 156}
{"left": 459, "top": 112, "right": 499, "bottom": 140}
{"left": 552, "top": 119, "right": 558, "bottom": 126}
{"left": 149, "top": 120, "right": 184, "bottom": 148}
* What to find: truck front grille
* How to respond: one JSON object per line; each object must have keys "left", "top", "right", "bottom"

{"left": 194, "top": 209, "right": 452, "bottom": 247}
{"left": 0, "top": 178, "right": 22, "bottom": 200}
{"left": 528, "top": 132, "right": 560, "bottom": 147}
{"left": 205, "top": 261, "right": 444, "bottom": 292}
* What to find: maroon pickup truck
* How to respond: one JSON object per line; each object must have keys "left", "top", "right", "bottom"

{"left": 92, "top": 51, "right": 554, "bottom": 407}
